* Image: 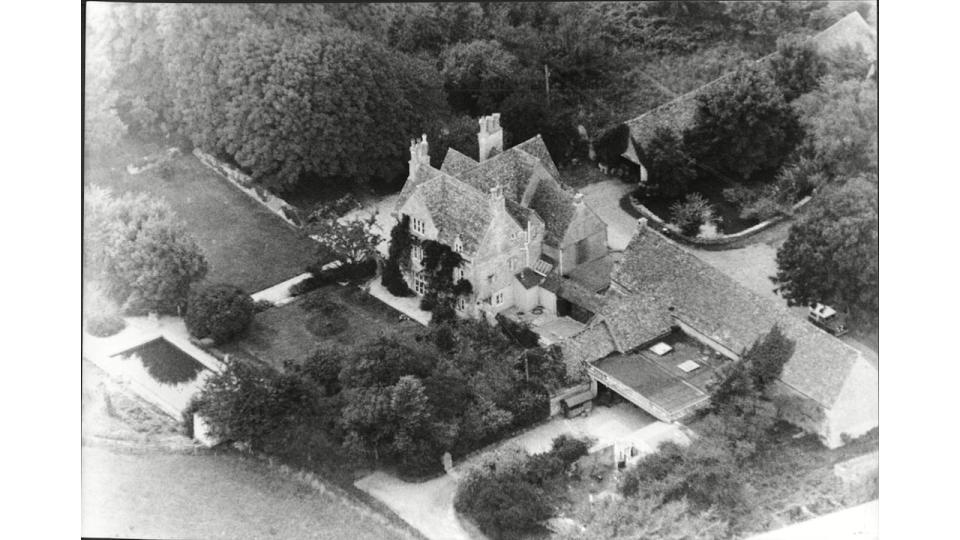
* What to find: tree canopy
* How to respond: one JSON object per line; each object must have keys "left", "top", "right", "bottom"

{"left": 84, "top": 186, "right": 208, "bottom": 315}
{"left": 794, "top": 77, "right": 878, "bottom": 179}
{"left": 773, "top": 177, "right": 879, "bottom": 327}
{"left": 683, "top": 65, "right": 804, "bottom": 181}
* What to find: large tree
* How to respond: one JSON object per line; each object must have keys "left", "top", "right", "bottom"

{"left": 642, "top": 127, "right": 697, "bottom": 198}
{"left": 773, "top": 177, "right": 879, "bottom": 327}
{"left": 440, "top": 39, "right": 526, "bottom": 116}
{"left": 84, "top": 186, "right": 208, "bottom": 315}
{"left": 209, "top": 28, "right": 445, "bottom": 189}
{"left": 770, "top": 35, "right": 827, "bottom": 102}
{"left": 683, "top": 65, "right": 804, "bottom": 181}
{"left": 794, "top": 77, "right": 878, "bottom": 179}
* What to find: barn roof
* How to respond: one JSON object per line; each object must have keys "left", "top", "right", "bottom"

{"left": 581, "top": 226, "right": 870, "bottom": 408}
{"left": 619, "top": 11, "right": 877, "bottom": 152}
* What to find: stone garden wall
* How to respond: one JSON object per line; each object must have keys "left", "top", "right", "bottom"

{"left": 193, "top": 149, "right": 302, "bottom": 229}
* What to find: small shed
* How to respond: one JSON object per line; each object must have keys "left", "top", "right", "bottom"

{"left": 561, "top": 389, "right": 594, "bottom": 418}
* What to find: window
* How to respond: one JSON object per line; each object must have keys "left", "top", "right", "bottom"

{"left": 457, "top": 297, "right": 466, "bottom": 311}
{"left": 412, "top": 245, "right": 423, "bottom": 262}
{"left": 508, "top": 257, "right": 517, "bottom": 271}
{"left": 454, "top": 239, "right": 463, "bottom": 253}
{"left": 411, "top": 217, "right": 426, "bottom": 235}
{"left": 414, "top": 273, "right": 427, "bottom": 295}
{"left": 494, "top": 291, "right": 504, "bottom": 305}
{"left": 487, "top": 274, "right": 495, "bottom": 286}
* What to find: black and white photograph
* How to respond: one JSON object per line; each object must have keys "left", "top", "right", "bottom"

{"left": 79, "top": 2, "right": 880, "bottom": 538}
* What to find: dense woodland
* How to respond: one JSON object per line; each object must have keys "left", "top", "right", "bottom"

{"left": 86, "top": 1, "right": 872, "bottom": 190}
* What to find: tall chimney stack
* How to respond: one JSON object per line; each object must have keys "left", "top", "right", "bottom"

{"left": 478, "top": 113, "right": 503, "bottom": 162}
{"left": 407, "top": 134, "right": 429, "bottom": 183}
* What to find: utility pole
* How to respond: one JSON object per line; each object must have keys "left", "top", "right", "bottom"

{"left": 544, "top": 64, "right": 551, "bottom": 106}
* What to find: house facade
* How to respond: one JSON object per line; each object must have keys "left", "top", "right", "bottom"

{"left": 393, "top": 114, "right": 608, "bottom": 321}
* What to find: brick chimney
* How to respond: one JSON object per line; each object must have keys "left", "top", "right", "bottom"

{"left": 478, "top": 113, "right": 503, "bottom": 162}
{"left": 407, "top": 134, "right": 429, "bottom": 183}
{"left": 489, "top": 184, "right": 505, "bottom": 212}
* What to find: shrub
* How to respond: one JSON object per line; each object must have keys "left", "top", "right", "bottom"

{"left": 495, "top": 314, "right": 540, "bottom": 348}
{"left": 669, "top": 193, "right": 715, "bottom": 237}
{"left": 185, "top": 284, "right": 255, "bottom": 345}
{"left": 292, "top": 259, "right": 378, "bottom": 296}
{"left": 190, "top": 358, "right": 319, "bottom": 448}
{"left": 382, "top": 259, "right": 414, "bottom": 296}
{"left": 456, "top": 473, "right": 553, "bottom": 539}
{"left": 503, "top": 382, "right": 550, "bottom": 429}
{"left": 253, "top": 299, "right": 274, "bottom": 313}
{"left": 432, "top": 301, "right": 457, "bottom": 324}
{"left": 643, "top": 127, "right": 697, "bottom": 198}
{"left": 86, "top": 313, "right": 126, "bottom": 337}
{"left": 550, "top": 435, "right": 590, "bottom": 466}
{"left": 419, "top": 292, "right": 438, "bottom": 311}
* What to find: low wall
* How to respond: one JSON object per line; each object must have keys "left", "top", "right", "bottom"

{"left": 193, "top": 149, "right": 302, "bottom": 230}
{"left": 628, "top": 194, "right": 813, "bottom": 250}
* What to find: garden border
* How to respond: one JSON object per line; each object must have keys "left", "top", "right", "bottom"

{"left": 626, "top": 193, "right": 813, "bottom": 250}
{"left": 193, "top": 149, "right": 302, "bottom": 230}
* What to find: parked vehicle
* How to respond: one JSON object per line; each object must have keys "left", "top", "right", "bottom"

{"left": 808, "top": 303, "right": 849, "bottom": 336}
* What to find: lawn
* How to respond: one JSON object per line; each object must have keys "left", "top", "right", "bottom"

{"left": 230, "top": 283, "right": 423, "bottom": 371}
{"left": 84, "top": 138, "right": 329, "bottom": 294}
{"left": 81, "top": 445, "right": 413, "bottom": 540}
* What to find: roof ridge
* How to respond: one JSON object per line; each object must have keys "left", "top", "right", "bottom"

{"left": 617, "top": 10, "right": 875, "bottom": 136}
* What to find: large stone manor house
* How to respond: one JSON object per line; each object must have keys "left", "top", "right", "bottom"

{"left": 393, "top": 113, "right": 609, "bottom": 323}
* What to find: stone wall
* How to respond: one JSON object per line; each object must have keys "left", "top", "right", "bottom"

{"left": 629, "top": 194, "right": 813, "bottom": 250}
{"left": 193, "top": 149, "right": 301, "bottom": 230}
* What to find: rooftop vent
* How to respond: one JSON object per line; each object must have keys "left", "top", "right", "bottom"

{"left": 649, "top": 342, "right": 673, "bottom": 356}
{"left": 677, "top": 360, "right": 701, "bottom": 373}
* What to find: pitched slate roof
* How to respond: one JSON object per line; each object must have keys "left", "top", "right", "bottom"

{"left": 620, "top": 11, "right": 877, "bottom": 151}
{"left": 440, "top": 148, "right": 479, "bottom": 177}
{"left": 500, "top": 198, "right": 527, "bottom": 228}
{"left": 416, "top": 174, "right": 493, "bottom": 254}
{"left": 590, "top": 227, "right": 869, "bottom": 409}
{"left": 528, "top": 177, "right": 576, "bottom": 246}
{"left": 458, "top": 148, "right": 540, "bottom": 203}
{"left": 396, "top": 162, "right": 441, "bottom": 213}
{"left": 511, "top": 135, "right": 561, "bottom": 179}
{"left": 559, "top": 322, "right": 618, "bottom": 369}
{"left": 813, "top": 11, "right": 876, "bottom": 61}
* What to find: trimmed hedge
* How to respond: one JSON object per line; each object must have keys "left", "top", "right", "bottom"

{"left": 289, "top": 259, "right": 377, "bottom": 297}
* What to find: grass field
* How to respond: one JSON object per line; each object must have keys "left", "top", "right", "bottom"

{"left": 84, "top": 138, "right": 327, "bottom": 294}
{"left": 81, "top": 446, "right": 411, "bottom": 540}
{"left": 231, "top": 283, "right": 423, "bottom": 371}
